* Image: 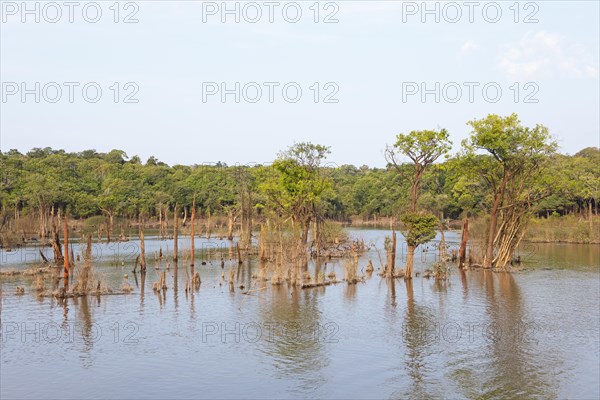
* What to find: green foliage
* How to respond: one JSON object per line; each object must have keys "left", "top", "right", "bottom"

{"left": 458, "top": 114, "right": 559, "bottom": 214}
{"left": 83, "top": 215, "right": 106, "bottom": 233}
{"left": 318, "top": 221, "right": 349, "bottom": 245}
{"left": 0, "top": 125, "right": 596, "bottom": 228}
{"left": 391, "top": 129, "right": 452, "bottom": 166}
{"left": 259, "top": 142, "right": 331, "bottom": 223}
{"left": 400, "top": 213, "right": 438, "bottom": 247}
{"left": 386, "top": 128, "right": 452, "bottom": 213}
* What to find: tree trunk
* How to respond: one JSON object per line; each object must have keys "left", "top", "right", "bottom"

{"left": 63, "top": 216, "right": 69, "bottom": 288}
{"left": 86, "top": 234, "right": 92, "bottom": 261}
{"left": 173, "top": 205, "right": 178, "bottom": 263}
{"left": 163, "top": 205, "right": 168, "bottom": 238}
{"left": 205, "top": 209, "right": 211, "bottom": 239}
{"left": 237, "top": 242, "right": 242, "bottom": 264}
{"left": 191, "top": 198, "right": 196, "bottom": 268}
{"left": 106, "top": 219, "right": 111, "bottom": 243}
{"left": 259, "top": 223, "right": 266, "bottom": 261}
{"left": 227, "top": 210, "right": 234, "bottom": 241}
{"left": 302, "top": 218, "right": 310, "bottom": 247}
{"left": 139, "top": 217, "right": 146, "bottom": 272}
{"left": 158, "top": 206, "right": 163, "bottom": 240}
{"left": 459, "top": 218, "right": 469, "bottom": 267}
{"left": 439, "top": 227, "right": 446, "bottom": 261}
{"left": 52, "top": 224, "right": 63, "bottom": 264}
{"left": 313, "top": 219, "right": 319, "bottom": 259}
{"left": 39, "top": 207, "right": 45, "bottom": 239}
{"left": 589, "top": 200, "right": 593, "bottom": 237}
{"left": 405, "top": 244, "right": 415, "bottom": 279}
{"left": 242, "top": 189, "right": 253, "bottom": 250}
{"left": 390, "top": 230, "right": 396, "bottom": 277}
{"left": 409, "top": 168, "right": 423, "bottom": 212}
{"left": 484, "top": 174, "right": 508, "bottom": 268}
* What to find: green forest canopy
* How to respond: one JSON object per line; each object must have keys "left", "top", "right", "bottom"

{"left": 1, "top": 144, "right": 597, "bottom": 221}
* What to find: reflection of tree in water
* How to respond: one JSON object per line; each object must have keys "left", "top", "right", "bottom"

{"left": 256, "top": 283, "right": 329, "bottom": 396}
{"left": 72, "top": 295, "right": 96, "bottom": 369}
{"left": 139, "top": 270, "right": 146, "bottom": 313}
{"left": 387, "top": 279, "right": 441, "bottom": 399}
{"left": 173, "top": 261, "right": 179, "bottom": 311}
{"left": 458, "top": 269, "right": 468, "bottom": 301}
{"left": 454, "top": 270, "right": 558, "bottom": 399}
{"left": 344, "top": 280, "right": 357, "bottom": 301}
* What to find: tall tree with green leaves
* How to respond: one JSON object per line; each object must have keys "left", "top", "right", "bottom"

{"left": 461, "top": 113, "right": 557, "bottom": 268}
{"left": 386, "top": 129, "right": 452, "bottom": 278}
{"left": 260, "top": 142, "right": 331, "bottom": 255}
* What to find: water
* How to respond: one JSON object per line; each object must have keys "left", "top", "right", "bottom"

{"left": 1, "top": 229, "right": 599, "bottom": 399}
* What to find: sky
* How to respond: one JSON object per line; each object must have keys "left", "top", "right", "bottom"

{"left": 1, "top": 0, "right": 599, "bottom": 167}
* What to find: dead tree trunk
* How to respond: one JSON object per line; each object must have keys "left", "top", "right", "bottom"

{"left": 205, "top": 209, "right": 211, "bottom": 239}
{"left": 439, "top": 226, "right": 446, "bottom": 261}
{"left": 139, "top": 217, "right": 146, "bottom": 272}
{"left": 589, "top": 200, "right": 594, "bottom": 237}
{"left": 313, "top": 219, "right": 320, "bottom": 259}
{"left": 173, "top": 205, "right": 178, "bottom": 263}
{"left": 52, "top": 223, "right": 63, "bottom": 264}
{"left": 191, "top": 198, "right": 196, "bottom": 269}
{"left": 86, "top": 234, "right": 92, "bottom": 261}
{"left": 227, "top": 209, "right": 235, "bottom": 241}
{"left": 390, "top": 230, "right": 396, "bottom": 277}
{"left": 163, "top": 205, "right": 169, "bottom": 239}
{"left": 459, "top": 218, "right": 469, "bottom": 267}
{"left": 159, "top": 206, "right": 163, "bottom": 240}
{"left": 259, "top": 223, "right": 266, "bottom": 261}
{"left": 237, "top": 242, "right": 242, "bottom": 264}
{"left": 63, "top": 216, "right": 69, "bottom": 288}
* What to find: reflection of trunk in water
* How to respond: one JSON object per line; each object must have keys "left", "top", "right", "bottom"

{"left": 255, "top": 283, "right": 329, "bottom": 389}
{"left": 78, "top": 296, "right": 94, "bottom": 348}
{"left": 458, "top": 268, "right": 468, "bottom": 301}
{"left": 388, "top": 276, "right": 396, "bottom": 307}
{"left": 463, "top": 270, "right": 554, "bottom": 398}
{"left": 139, "top": 270, "right": 146, "bottom": 309}
{"left": 403, "top": 278, "right": 424, "bottom": 393}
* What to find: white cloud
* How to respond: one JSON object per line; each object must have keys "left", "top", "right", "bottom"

{"left": 460, "top": 39, "right": 479, "bottom": 54}
{"left": 498, "top": 31, "right": 598, "bottom": 79}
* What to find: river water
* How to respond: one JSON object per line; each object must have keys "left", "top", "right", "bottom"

{"left": 1, "top": 229, "right": 598, "bottom": 399}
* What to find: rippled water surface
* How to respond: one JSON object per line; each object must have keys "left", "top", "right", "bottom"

{"left": 1, "top": 229, "right": 599, "bottom": 399}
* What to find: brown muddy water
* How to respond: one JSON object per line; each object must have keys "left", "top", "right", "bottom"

{"left": 1, "top": 229, "right": 598, "bottom": 399}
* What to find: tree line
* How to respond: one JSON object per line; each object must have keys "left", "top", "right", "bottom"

{"left": 1, "top": 114, "right": 598, "bottom": 269}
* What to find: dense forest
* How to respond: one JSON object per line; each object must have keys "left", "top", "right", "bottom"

{"left": 1, "top": 114, "right": 599, "bottom": 269}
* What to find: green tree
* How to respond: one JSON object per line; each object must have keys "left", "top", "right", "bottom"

{"left": 385, "top": 129, "right": 452, "bottom": 278}
{"left": 260, "top": 143, "right": 331, "bottom": 253}
{"left": 462, "top": 113, "right": 557, "bottom": 268}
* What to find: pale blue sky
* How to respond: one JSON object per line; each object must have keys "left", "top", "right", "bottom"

{"left": 1, "top": 0, "right": 598, "bottom": 167}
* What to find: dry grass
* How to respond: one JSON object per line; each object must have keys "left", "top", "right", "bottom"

{"left": 122, "top": 280, "right": 133, "bottom": 293}
{"left": 0, "top": 265, "right": 54, "bottom": 277}
{"left": 526, "top": 215, "right": 599, "bottom": 243}
{"left": 34, "top": 275, "right": 45, "bottom": 292}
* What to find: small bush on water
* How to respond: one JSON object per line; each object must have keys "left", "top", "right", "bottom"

{"left": 432, "top": 262, "right": 449, "bottom": 280}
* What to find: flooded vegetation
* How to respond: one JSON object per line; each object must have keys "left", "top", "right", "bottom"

{"left": 1, "top": 116, "right": 599, "bottom": 398}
